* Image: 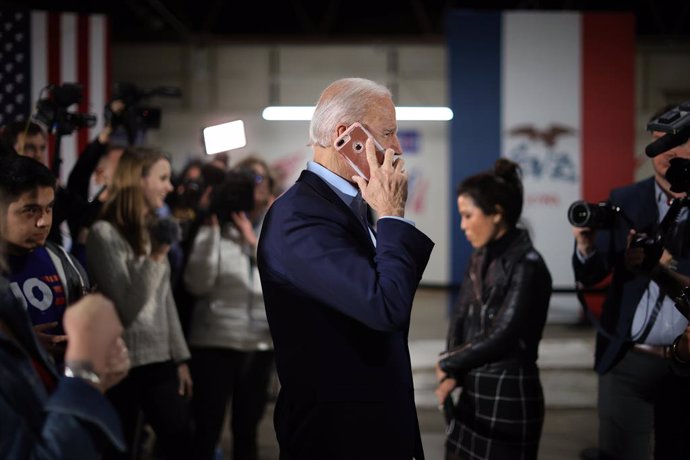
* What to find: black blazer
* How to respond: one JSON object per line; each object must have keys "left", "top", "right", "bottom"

{"left": 257, "top": 170, "right": 434, "bottom": 460}
{"left": 573, "top": 177, "right": 690, "bottom": 374}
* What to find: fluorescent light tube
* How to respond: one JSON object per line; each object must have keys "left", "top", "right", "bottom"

{"left": 395, "top": 106, "right": 454, "bottom": 121}
{"left": 262, "top": 106, "right": 316, "bottom": 121}
{"left": 262, "top": 106, "right": 453, "bottom": 121}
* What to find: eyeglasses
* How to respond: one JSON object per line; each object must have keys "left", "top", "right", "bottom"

{"left": 254, "top": 174, "right": 264, "bottom": 184}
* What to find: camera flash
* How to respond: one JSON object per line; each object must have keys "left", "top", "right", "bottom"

{"left": 203, "top": 120, "right": 247, "bottom": 154}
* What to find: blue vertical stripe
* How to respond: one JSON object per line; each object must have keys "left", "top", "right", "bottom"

{"left": 0, "top": 9, "right": 32, "bottom": 124}
{"left": 447, "top": 10, "right": 502, "bottom": 307}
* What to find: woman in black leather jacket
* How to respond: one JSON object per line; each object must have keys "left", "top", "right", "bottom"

{"left": 435, "top": 158, "right": 552, "bottom": 460}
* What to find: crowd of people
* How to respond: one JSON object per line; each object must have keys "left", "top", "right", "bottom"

{"left": 1, "top": 76, "right": 690, "bottom": 460}
{"left": 0, "top": 105, "right": 280, "bottom": 459}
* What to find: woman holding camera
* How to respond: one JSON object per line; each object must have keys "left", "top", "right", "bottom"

{"left": 435, "top": 158, "right": 552, "bottom": 460}
{"left": 184, "top": 157, "right": 276, "bottom": 460}
{"left": 86, "top": 146, "right": 193, "bottom": 460}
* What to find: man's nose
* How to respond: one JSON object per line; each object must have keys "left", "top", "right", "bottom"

{"left": 391, "top": 136, "right": 403, "bottom": 155}
{"left": 36, "top": 212, "right": 50, "bottom": 227}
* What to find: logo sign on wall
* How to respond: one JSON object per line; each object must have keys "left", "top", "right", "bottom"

{"left": 506, "top": 124, "right": 577, "bottom": 184}
{"left": 398, "top": 130, "right": 420, "bottom": 154}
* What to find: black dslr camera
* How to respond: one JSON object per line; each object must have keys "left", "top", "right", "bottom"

{"left": 34, "top": 83, "right": 97, "bottom": 135}
{"left": 567, "top": 201, "right": 623, "bottom": 229}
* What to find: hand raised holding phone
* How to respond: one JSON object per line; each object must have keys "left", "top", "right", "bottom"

{"left": 352, "top": 137, "right": 408, "bottom": 218}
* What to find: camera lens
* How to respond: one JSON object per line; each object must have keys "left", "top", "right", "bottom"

{"left": 567, "top": 200, "right": 619, "bottom": 229}
{"left": 568, "top": 201, "right": 591, "bottom": 227}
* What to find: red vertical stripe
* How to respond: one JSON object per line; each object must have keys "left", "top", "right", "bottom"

{"left": 47, "top": 13, "right": 61, "bottom": 86}
{"left": 77, "top": 15, "right": 90, "bottom": 156}
{"left": 581, "top": 13, "right": 635, "bottom": 202}
{"left": 46, "top": 12, "right": 62, "bottom": 170}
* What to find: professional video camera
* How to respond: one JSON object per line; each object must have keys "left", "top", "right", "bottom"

{"left": 636, "top": 100, "right": 690, "bottom": 270}
{"left": 645, "top": 100, "right": 690, "bottom": 158}
{"left": 34, "top": 83, "right": 97, "bottom": 136}
{"left": 33, "top": 83, "right": 98, "bottom": 176}
{"left": 645, "top": 99, "right": 690, "bottom": 193}
{"left": 107, "top": 82, "right": 182, "bottom": 145}
{"left": 209, "top": 167, "right": 256, "bottom": 226}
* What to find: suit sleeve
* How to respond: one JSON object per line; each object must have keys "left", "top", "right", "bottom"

{"left": 260, "top": 208, "right": 434, "bottom": 332}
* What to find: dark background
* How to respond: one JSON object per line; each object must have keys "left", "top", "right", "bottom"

{"left": 2, "top": 0, "right": 690, "bottom": 43}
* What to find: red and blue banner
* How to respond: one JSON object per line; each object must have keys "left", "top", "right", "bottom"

{"left": 447, "top": 10, "right": 635, "bottom": 289}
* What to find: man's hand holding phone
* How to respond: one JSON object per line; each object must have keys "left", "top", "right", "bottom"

{"left": 352, "top": 138, "right": 407, "bottom": 218}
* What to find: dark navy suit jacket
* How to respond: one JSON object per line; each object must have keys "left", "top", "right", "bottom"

{"left": 257, "top": 170, "right": 434, "bottom": 459}
{"left": 573, "top": 177, "right": 690, "bottom": 374}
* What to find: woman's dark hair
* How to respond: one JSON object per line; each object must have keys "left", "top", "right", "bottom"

{"left": 456, "top": 158, "right": 523, "bottom": 227}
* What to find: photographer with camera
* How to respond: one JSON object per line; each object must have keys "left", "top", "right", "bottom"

{"left": 66, "top": 99, "right": 126, "bottom": 269}
{"left": 572, "top": 104, "right": 690, "bottom": 460}
{"left": 182, "top": 159, "right": 276, "bottom": 460}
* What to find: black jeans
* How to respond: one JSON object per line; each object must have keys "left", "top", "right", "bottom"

{"left": 190, "top": 347, "right": 275, "bottom": 460}
{"left": 105, "top": 360, "right": 193, "bottom": 460}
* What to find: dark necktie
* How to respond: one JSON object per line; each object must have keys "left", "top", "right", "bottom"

{"left": 351, "top": 193, "right": 377, "bottom": 243}
{"left": 352, "top": 193, "right": 370, "bottom": 231}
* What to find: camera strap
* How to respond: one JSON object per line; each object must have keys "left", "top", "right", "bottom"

{"left": 630, "top": 292, "right": 666, "bottom": 343}
{"left": 574, "top": 281, "right": 623, "bottom": 343}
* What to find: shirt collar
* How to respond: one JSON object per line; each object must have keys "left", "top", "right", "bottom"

{"left": 307, "top": 161, "right": 359, "bottom": 205}
{"left": 654, "top": 180, "right": 666, "bottom": 205}
{"left": 655, "top": 180, "right": 688, "bottom": 222}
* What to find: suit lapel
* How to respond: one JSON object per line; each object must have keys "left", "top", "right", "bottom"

{"left": 297, "top": 170, "right": 375, "bottom": 248}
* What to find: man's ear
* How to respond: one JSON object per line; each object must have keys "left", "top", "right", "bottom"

{"left": 335, "top": 124, "right": 349, "bottom": 138}
{"left": 492, "top": 205, "right": 504, "bottom": 223}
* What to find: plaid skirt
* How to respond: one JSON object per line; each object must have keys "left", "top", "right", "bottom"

{"left": 445, "top": 367, "right": 544, "bottom": 460}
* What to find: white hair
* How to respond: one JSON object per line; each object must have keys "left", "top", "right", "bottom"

{"left": 309, "top": 78, "right": 392, "bottom": 147}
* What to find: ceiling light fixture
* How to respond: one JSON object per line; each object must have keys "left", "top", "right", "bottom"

{"left": 261, "top": 106, "right": 453, "bottom": 121}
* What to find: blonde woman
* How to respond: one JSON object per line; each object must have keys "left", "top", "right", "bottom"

{"left": 86, "top": 146, "right": 192, "bottom": 460}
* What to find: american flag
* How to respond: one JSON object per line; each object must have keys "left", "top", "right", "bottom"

{"left": 0, "top": 9, "right": 110, "bottom": 182}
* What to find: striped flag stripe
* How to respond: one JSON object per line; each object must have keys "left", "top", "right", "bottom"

{"left": 23, "top": 10, "right": 109, "bottom": 182}
{"left": 581, "top": 13, "right": 635, "bottom": 202}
